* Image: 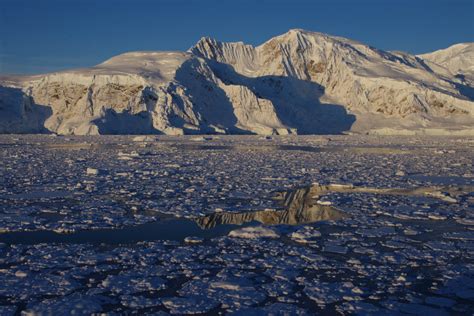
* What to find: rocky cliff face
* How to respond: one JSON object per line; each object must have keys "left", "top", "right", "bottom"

{"left": 1, "top": 30, "right": 473, "bottom": 135}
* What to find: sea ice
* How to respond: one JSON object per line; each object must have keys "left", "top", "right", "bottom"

{"left": 228, "top": 226, "right": 279, "bottom": 239}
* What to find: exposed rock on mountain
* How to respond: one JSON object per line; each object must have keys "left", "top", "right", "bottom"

{"left": 1, "top": 30, "right": 473, "bottom": 135}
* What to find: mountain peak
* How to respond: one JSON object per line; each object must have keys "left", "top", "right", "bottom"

{"left": 273, "top": 28, "right": 326, "bottom": 40}
{"left": 287, "top": 28, "right": 311, "bottom": 34}
{"left": 262, "top": 29, "right": 366, "bottom": 51}
{"left": 196, "top": 36, "right": 218, "bottom": 45}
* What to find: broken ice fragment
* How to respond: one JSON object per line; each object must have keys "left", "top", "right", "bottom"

{"left": 228, "top": 226, "right": 279, "bottom": 239}
{"left": 86, "top": 168, "right": 99, "bottom": 175}
{"left": 289, "top": 226, "right": 321, "bottom": 244}
{"left": 184, "top": 236, "right": 204, "bottom": 244}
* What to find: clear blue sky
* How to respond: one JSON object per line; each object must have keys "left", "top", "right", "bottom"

{"left": 1, "top": 0, "right": 473, "bottom": 74}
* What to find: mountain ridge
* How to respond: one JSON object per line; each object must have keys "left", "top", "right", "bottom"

{"left": 1, "top": 29, "right": 473, "bottom": 135}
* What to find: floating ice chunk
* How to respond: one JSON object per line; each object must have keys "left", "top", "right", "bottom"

{"left": 116, "top": 172, "right": 130, "bottom": 177}
{"left": 231, "top": 303, "right": 309, "bottom": 315}
{"left": 456, "top": 241, "right": 474, "bottom": 251}
{"left": 132, "top": 135, "right": 156, "bottom": 142}
{"left": 428, "top": 214, "right": 447, "bottom": 220}
{"left": 303, "top": 280, "right": 354, "bottom": 306}
{"left": 382, "top": 240, "right": 407, "bottom": 249}
{"left": 191, "top": 136, "right": 213, "bottom": 141}
{"left": 101, "top": 274, "right": 166, "bottom": 294}
{"left": 178, "top": 277, "right": 266, "bottom": 310}
{"left": 162, "top": 297, "right": 219, "bottom": 314}
{"left": 425, "top": 191, "right": 457, "bottom": 203}
{"left": 289, "top": 226, "right": 321, "bottom": 244}
{"left": 14, "top": 270, "right": 27, "bottom": 278}
{"left": 264, "top": 268, "right": 301, "bottom": 281}
{"left": 23, "top": 293, "right": 103, "bottom": 315}
{"left": 339, "top": 301, "right": 381, "bottom": 314}
{"left": 211, "top": 281, "right": 247, "bottom": 291}
{"left": 443, "top": 232, "right": 474, "bottom": 241}
{"left": 456, "top": 218, "right": 474, "bottom": 226}
{"left": 356, "top": 227, "right": 396, "bottom": 238}
{"left": 86, "top": 167, "right": 108, "bottom": 176}
{"left": 0, "top": 272, "right": 80, "bottom": 297}
{"left": 228, "top": 226, "right": 279, "bottom": 239}
{"left": 436, "top": 275, "right": 474, "bottom": 302}
{"left": 403, "top": 228, "right": 420, "bottom": 236}
{"left": 261, "top": 177, "right": 288, "bottom": 181}
{"left": 184, "top": 236, "right": 204, "bottom": 244}
{"left": 86, "top": 168, "right": 99, "bottom": 175}
{"left": 323, "top": 243, "right": 348, "bottom": 254}
{"left": 261, "top": 280, "right": 295, "bottom": 297}
{"left": 164, "top": 164, "right": 180, "bottom": 168}
{"left": 53, "top": 227, "right": 76, "bottom": 234}
{"left": 117, "top": 152, "right": 135, "bottom": 160}
{"left": 120, "top": 295, "right": 162, "bottom": 309}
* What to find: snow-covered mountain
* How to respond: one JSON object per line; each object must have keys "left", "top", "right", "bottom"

{"left": 419, "top": 43, "right": 474, "bottom": 76}
{"left": 418, "top": 43, "right": 474, "bottom": 88}
{"left": 1, "top": 29, "right": 473, "bottom": 135}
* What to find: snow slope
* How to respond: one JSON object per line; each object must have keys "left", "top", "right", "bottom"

{"left": 0, "top": 30, "right": 473, "bottom": 135}
{"left": 418, "top": 43, "right": 474, "bottom": 94}
{"left": 418, "top": 43, "right": 474, "bottom": 76}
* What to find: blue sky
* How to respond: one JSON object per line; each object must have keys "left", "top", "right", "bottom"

{"left": 0, "top": 0, "right": 473, "bottom": 74}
